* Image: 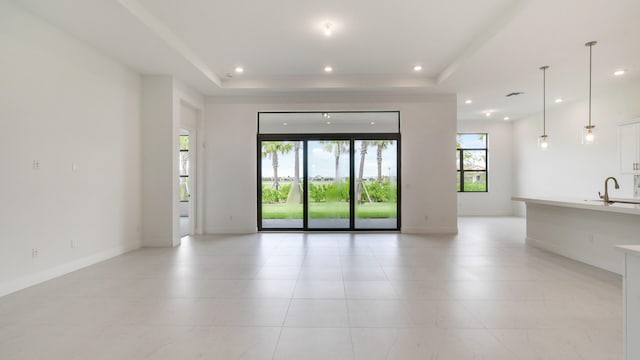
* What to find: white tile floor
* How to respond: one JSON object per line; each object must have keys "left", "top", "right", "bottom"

{"left": 0, "top": 217, "right": 623, "bottom": 359}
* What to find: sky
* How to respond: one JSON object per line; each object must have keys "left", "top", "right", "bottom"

{"left": 261, "top": 140, "right": 397, "bottom": 179}
{"left": 457, "top": 133, "right": 487, "bottom": 148}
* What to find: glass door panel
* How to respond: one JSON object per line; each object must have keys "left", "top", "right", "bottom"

{"left": 260, "top": 141, "right": 304, "bottom": 229}
{"left": 354, "top": 140, "right": 398, "bottom": 229}
{"left": 307, "top": 140, "right": 350, "bottom": 229}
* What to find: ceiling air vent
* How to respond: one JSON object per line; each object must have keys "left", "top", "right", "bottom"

{"left": 506, "top": 92, "right": 524, "bottom": 97}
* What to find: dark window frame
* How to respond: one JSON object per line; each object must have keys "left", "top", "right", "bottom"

{"left": 179, "top": 134, "right": 190, "bottom": 202}
{"left": 457, "top": 133, "right": 488, "bottom": 193}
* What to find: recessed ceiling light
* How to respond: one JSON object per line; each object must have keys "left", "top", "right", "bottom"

{"left": 370, "top": 121, "right": 375, "bottom": 125}
{"left": 413, "top": 65, "right": 423, "bottom": 71}
{"left": 324, "top": 66, "right": 333, "bottom": 73}
{"left": 234, "top": 66, "right": 244, "bottom": 73}
{"left": 324, "top": 22, "right": 333, "bottom": 37}
{"left": 465, "top": 99, "right": 472, "bottom": 104}
{"left": 614, "top": 69, "right": 626, "bottom": 76}
{"left": 283, "top": 122, "right": 288, "bottom": 126}
{"left": 554, "top": 98, "right": 563, "bottom": 103}
{"left": 503, "top": 116, "right": 510, "bottom": 121}
{"left": 326, "top": 121, "right": 331, "bottom": 125}
{"left": 485, "top": 112, "right": 492, "bottom": 117}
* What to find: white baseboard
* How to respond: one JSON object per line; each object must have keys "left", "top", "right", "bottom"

{"left": 0, "top": 242, "right": 140, "bottom": 297}
{"left": 401, "top": 226, "right": 458, "bottom": 234}
{"left": 207, "top": 227, "right": 257, "bottom": 234}
{"left": 457, "top": 211, "right": 514, "bottom": 216}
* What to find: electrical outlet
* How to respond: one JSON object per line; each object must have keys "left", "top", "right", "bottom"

{"left": 32, "top": 160, "right": 40, "bottom": 170}
{"left": 31, "top": 248, "right": 39, "bottom": 258}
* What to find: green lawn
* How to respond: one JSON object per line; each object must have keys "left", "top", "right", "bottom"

{"left": 262, "top": 202, "right": 397, "bottom": 219}
{"left": 356, "top": 202, "right": 397, "bottom": 218}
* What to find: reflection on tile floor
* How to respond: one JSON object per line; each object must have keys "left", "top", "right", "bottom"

{"left": 0, "top": 217, "right": 623, "bottom": 359}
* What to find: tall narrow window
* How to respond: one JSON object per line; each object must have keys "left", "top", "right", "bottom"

{"left": 457, "top": 133, "right": 488, "bottom": 192}
{"left": 179, "top": 134, "right": 190, "bottom": 201}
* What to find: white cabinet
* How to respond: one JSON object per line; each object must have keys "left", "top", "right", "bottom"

{"left": 620, "top": 122, "right": 640, "bottom": 174}
{"left": 617, "top": 246, "right": 640, "bottom": 360}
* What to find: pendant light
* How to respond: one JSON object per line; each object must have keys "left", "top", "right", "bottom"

{"left": 538, "top": 66, "right": 550, "bottom": 150}
{"left": 582, "top": 41, "right": 597, "bottom": 144}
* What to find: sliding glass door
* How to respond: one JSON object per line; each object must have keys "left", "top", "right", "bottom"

{"left": 260, "top": 141, "right": 304, "bottom": 229}
{"left": 257, "top": 111, "right": 400, "bottom": 231}
{"left": 354, "top": 140, "right": 398, "bottom": 229}
{"left": 307, "top": 140, "right": 351, "bottom": 229}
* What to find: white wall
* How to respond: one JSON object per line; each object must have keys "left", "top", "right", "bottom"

{"left": 204, "top": 94, "right": 458, "bottom": 234}
{"left": 457, "top": 120, "right": 514, "bottom": 216}
{"left": 141, "top": 76, "right": 174, "bottom": 247}
{"left": 0, "top": 2, "right": 142, "bottom": 295}
{"left": 513, "top": 80, "right": 640, "bottom": 215}
{"left": 141, "top": 77, "right": 204, "bottom": 247}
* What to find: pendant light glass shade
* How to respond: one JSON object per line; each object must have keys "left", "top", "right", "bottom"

{"left": 582, "top": 124, "right": 596, "bottom": 144}
{"left": 538, "top": 134, "right": 549, "bottom": 149}
{"left": 582, "top": 41, "right": 597, "bottom": 145}
{"left": 539, "top": 66, "right": 549, "bottom": 151}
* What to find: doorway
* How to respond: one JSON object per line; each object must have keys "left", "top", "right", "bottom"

{"left": 307, "top": 139, "right": 351, "bottom": 229}
{"left": 257, "top": 112, "right": 400, "bottom": 231}
{"left": 178, "top": 102, "right": 201, "bottom": 237}
{"left": 179, "top": 130, "right": 192, "bottom": 237}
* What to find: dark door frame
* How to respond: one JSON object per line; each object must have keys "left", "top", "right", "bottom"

{"left": 257, "top": 132, "right": 401, "bottom": 231}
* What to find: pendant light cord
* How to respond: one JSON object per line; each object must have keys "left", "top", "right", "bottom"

{"left": 540, "top": 65, "right": 548, "bottom": 136}
{"left": 543, "top": 67, "right": 546, "bottom": 135}
{"left": 585, "top": 41, "right": 596, "bottom": 127}
{"left": 588, "top": 43, "right": 592, "bottom": 127}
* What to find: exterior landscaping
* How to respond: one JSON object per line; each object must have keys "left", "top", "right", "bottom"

{"left": 260, "top": 139, "right": 398, "bottom": 226}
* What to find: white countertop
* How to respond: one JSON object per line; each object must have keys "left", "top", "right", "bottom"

{"left": 512, "top": 196, "right": 640, "bottom": 216}
{"left": 616, "top": 245, "right": 640, "bottom": 256}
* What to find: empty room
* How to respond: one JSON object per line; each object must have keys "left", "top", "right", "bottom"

{"left": 1, "top": 0, "right": 640, "bottom": 359}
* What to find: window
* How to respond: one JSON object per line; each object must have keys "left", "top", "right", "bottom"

{"left": 179, "top": 134, "right": 190, "bottom": 202}
{"left": 457, "top": 133, "right": 487, "bottom": 192}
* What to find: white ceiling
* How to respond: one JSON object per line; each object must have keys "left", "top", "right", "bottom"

{"left": 12, "top": 0, "right": 640, "bottom": 120}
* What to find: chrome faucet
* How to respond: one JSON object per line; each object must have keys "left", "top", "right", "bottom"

{"left": 598, "top": 176, "right": 620, "bottom": 203}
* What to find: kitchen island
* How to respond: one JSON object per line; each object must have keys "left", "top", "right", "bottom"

{"left": 513, "top": 196, "right": 640, "bottom": 275}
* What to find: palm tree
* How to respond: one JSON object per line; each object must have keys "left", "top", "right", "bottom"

{"left": 371, "top": 140, "right": 392, "bottom": 184}
{"left": 320, "top": 140, "right": 349, "bottom": 183}
{"left": 262, "top": 141, "right": 292, "bottom": 190}
{"left": 287, "top": 141, "right": 302, "bottom": 204}
{"left": 356, "top": 140, "right": 369, "bottom": 203}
